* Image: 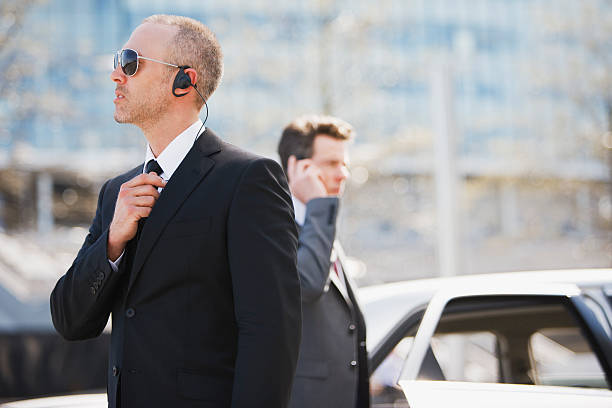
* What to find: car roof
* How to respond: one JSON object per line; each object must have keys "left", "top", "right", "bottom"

{"left": 359, "top": 268, "right": 612, "bottom": 303}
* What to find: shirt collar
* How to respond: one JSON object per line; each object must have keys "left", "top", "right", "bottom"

{"left": 143, "top": 120, "right": 204, "bottom": 180}
{"left": 292, "top": 195, "right": 306, "bottom": 226}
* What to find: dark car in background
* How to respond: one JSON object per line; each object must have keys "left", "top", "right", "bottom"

{"left": 0, "top": 289, "right": 108, "bottom": 403}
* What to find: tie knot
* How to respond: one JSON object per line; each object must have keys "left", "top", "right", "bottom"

{"left": 145, "top": 159, "right": 163, "bottom": 175}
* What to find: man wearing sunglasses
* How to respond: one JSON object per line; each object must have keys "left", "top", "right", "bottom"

{"left": 50, "top": 14, "right": 301, "bottom": 408}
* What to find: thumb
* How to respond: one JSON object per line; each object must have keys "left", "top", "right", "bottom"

{"left": 287, "top": 155, "right": 297, "bottom": 181}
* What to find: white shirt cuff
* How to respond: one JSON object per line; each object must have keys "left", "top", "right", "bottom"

{"left": 108, "top": 250, "right": 124, "bottom": 272}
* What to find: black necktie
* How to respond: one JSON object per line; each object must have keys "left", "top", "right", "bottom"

{"left": 136, "top": 160, "right": 163, "bottom": 241}
{"left": 145, "top": 159, "right": 163, "bottom": 175}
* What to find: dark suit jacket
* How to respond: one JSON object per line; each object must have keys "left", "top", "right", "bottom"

{"left": 50, "top": 128, "right": 301, "bottom": 408}
{"left": 288, "top": 197, "right": 369, "bottom": 408}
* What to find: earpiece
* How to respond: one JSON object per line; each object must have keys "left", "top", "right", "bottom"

{"left": 171, "top": 65, "right": 209, "bottom": 126}
{"left": 172, "top": 66, "right": 192, "bottom": 97}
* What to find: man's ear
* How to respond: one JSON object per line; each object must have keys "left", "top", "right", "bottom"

{"left": 172, "top": 68, "right": 198, "bottom": 97}
{"left": 184, "top": 68, "right": 198, "bottom": 88}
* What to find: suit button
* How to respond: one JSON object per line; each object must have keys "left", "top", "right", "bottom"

{"left": 112, "top": 366, "right": 119, "bottom": 377}
{"left": 360, "top": 341, "right": 366, "bottom": 347}
{"left": 349, "top": 360, "right": 357, "bottom": 368}
{"left": 348, "top": 324, "right": 356, "bottom": 332}
{"left": 125, "top": 308, "right": 135, "bottom": 318}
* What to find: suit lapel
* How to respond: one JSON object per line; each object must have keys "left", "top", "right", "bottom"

{"left": 334, "top": 242, "right": 363, "bottom": 304}
{"left": 329, "top": 241, "right": 352, "bottom": 306}
{"left": 127, "top": 128, "right": 222, "bottom": 291}
{"left": 335, "top": 242, "right": 367, "bottom": 326}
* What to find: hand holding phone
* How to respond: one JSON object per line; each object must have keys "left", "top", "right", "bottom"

{"left": 287, "top": 155, "right": 328, "bottom": 203}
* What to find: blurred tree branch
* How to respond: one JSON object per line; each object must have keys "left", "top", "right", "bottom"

{"left": 0, "top": 0, "right": 43, "bottom": 147}
{"left": 0, "top": 0, "right": 76, "bottom": 154}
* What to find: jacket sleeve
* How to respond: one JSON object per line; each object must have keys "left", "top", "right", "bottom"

{"left": 50, "top": 180, "right": 125, "bottom": 341}
{"left": 226, "top": 157, "right": 301, "bottom": 408}
{"left": 295, "top": 197, "right": 339, "bottom": 302}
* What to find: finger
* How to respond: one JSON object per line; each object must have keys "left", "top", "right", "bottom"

{"left": 287, "top": 156, "right": 297, "bottom": 181}
{"left": 303, "top": 163, "right": 321, "bottom": 177}
{"left": 122, "top": 173, "right": 153, "bottom": 188}
{"left": 125, "top": 203, "right": 152, "bottom": 221}
{"left": 143, "top": 173, "right": 167, "bottom": 188}
{"left": 295, "top": 158, "right": 313, "bottom": 174}
{"left": 129, "top": 195, "right": 157, "bottom": 208}
{"left": 128, "top": 185, "right": 161, "bottom": 199}
{"left": 134, "top": 205, "right": 153, "bottom": 219}
{"left": 123, "top": 173, "right": 167, "bottom": 188}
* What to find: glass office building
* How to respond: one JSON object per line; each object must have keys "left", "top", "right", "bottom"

{"left": 0, "top": 0, "right": 609, "bottom": 279}
{"left": 4, "top": 0, "right": 607, "bottom": 169}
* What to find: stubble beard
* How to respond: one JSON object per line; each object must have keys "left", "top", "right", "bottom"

{"left": 114, "top": 86, "right": 171, "bottom": 129}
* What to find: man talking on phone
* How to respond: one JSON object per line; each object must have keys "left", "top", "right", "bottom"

{"left": 278, "top": 115, "right": 370, "bottom": 408}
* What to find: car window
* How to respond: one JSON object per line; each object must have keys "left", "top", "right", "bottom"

{"left": 370, "top": 331, "right": 499, "bottom": 406}
{"left": 371, "top": 337, "right": 413, "bottom": 407}
{"left": 429, "top": 331, "right": 499, "bottom": 382}
{"left": 530, "top": 328, "right": 608, "bottom": 388}
{"left": 422, "top": 295, "right": 609, "bottom": 388}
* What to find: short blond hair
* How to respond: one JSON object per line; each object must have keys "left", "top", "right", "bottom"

{"left": 143, "top": 14, "right": 223, "bottom": 108}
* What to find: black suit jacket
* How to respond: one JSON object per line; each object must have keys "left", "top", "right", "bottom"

{"left": 50, "top": 128, "right": 301, "bottom": 408}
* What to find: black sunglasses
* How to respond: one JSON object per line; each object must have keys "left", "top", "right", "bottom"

{"left": 113, "top": 48, "right": 180, "bottom": 76}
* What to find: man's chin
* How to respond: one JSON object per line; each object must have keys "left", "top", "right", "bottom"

{"left": 113, "top": 112, "right": 129, "bottom": 124}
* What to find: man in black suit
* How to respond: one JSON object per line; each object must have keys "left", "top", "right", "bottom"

{"left": 50, "top": 15, "right": 301, "bottom": 408}
{"left": 278, "top": 116, "right": 370, "bottom": 408}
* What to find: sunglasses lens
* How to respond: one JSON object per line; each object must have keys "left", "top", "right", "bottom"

{"left": 120, "top": 49, "right": 138, "bottom": 76}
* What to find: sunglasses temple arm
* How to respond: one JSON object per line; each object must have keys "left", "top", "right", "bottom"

{"left": 137, "top": 56, "right": 180, "bottom": 68}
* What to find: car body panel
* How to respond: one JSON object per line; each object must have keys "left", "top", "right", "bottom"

{"left": 0, "top": 394, "right": 106, "bottom": 408}
{"left": 399, "top": 380, "right": 612, "bottom": 408}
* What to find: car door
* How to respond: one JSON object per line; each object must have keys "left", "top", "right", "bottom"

{"left": 373, "top": 283, "right": 612, "bottom": 408}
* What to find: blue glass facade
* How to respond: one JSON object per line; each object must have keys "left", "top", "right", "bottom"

{"left": 1, "top": 0, "right": 608, "bottom": 173}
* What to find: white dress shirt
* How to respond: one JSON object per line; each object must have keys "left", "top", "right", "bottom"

{"left": 142, "top": 119, "right": 205, "bottom": 184}
{"left": 292, "top": 196, "right": 307, "bottom": 227}
{"left": 109, "top": 120, "right": 205, "bottom": 270}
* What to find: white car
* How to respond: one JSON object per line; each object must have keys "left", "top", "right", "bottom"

{"left": 362, "top": 268, "right": 612, "bottom": 408}
{"left": 3, "top": 268, "right": 612, "bottom": 407}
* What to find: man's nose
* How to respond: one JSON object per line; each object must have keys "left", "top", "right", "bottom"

{"left": 110, "top": 64, "right": 126, "bottom": 84}
{"left": 337, "top": 165, "right": 349, "bottom": 181}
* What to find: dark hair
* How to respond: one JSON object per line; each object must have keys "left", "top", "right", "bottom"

{"left": 277, "top": 115, "right": 354, "bottom": 173}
